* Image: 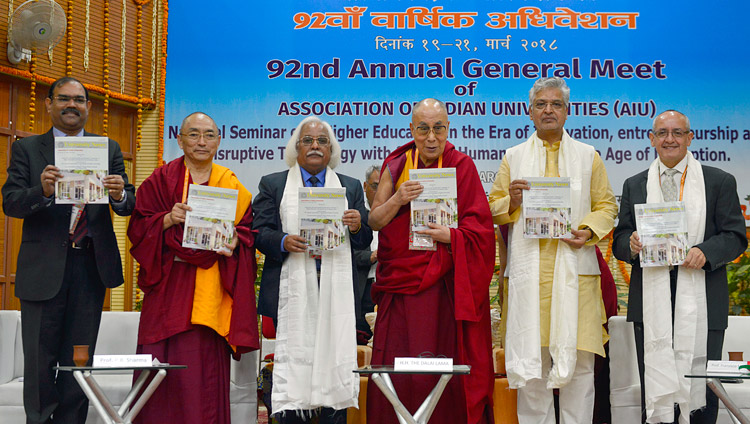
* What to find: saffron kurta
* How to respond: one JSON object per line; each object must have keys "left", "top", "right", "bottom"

{"left": 488, "top": 141, "right": 617, "bottom": 355}
{"left": 127, "top": 157, "right": 259, "bottom": 424}
{"left": 367, "top": 141, "right": 495, "bottom": 424}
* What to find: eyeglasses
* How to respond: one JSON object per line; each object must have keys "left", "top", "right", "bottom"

{"left": 533, "top": 101, "right": 566, "bottom": 111}
{"left": 366, "top": 182, "right": 379, "bottom": 191}
{"left": 299, "top": 136, "right": 330, "bottom": 146}
{"left": 653, "top": 129, "right": 691, "bottom": 139}
{"left": 413, "top": 125, "right": 447, "bottom": 136}
{"left": 52, "top": 95, "right": 87, "bottom": 105}
{"left": 180, "top": 132, "right": 218, "bottom": 142}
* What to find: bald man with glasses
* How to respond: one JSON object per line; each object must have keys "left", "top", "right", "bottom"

{"left": 613, "top": 110, "right": 747, "bottom": 424}
{"left": 128, "top": 111, "right": 259, "bottom": 424}
{"left": 366, "top": 98, "right": 496, "bottom": 424}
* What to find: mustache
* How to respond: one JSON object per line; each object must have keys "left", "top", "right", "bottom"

{"left": 306, "top": 151, "right": 324, "bottom": 158}
{"left": 61, "top": 108, "right": 80, "bottom": 116}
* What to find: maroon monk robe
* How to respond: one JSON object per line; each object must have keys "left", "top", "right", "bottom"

{"left": 127, "top": 157, "right": 259, "bottom": 424}
{"left": 367, "top": 141, "right": 496, "bottom": 424}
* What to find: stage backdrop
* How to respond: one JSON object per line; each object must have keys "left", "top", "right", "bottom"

{"left": 164, "top": 0, "right": 750, "bottom": 220}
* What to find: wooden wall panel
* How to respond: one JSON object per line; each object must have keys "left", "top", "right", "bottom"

{"left": 0, "top": 80, "right": 10, "bottom": 129}
{"left": 0, "top": 0, "right": 156, "bottom": 103}
{"left": 0, "top": 134, "right": 8, "bottom": 277}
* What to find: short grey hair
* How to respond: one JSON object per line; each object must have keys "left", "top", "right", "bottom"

{"left": 284, "top": 116, "right": 341, "bottom": 169}
{"left": 529, "top": 77, "right": 570, "bottom": 108}
{"left": 411, "top": 98, "right": 448, "bottom": 122}
{"left": 652, "top": 109, "right": 691, "bottom": 130}
{"left": 365, "top": 164, "right": 381, "bottom": 181}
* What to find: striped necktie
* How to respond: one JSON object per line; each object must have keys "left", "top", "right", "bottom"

{"left": 71, "top": 208, "right": 88, "bottom": 243}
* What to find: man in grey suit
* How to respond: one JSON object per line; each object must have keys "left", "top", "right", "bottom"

{"left": 613, "top": 110, "right": 747, "bottom": 424}
{"left": 253, "top": 116, "right": 372, "bottom": 423}
{"left": 2, "top": 77, "right": 135, "bottom": 424}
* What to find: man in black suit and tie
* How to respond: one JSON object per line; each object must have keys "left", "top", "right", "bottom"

{"left": 2, "top": 77, "right": 135, "bottom": 424}
{"left": 613, "top": 110, "right": 747, "bottom": 424}
{"left": 253, "top": 116, "right": 372, "bottom": 423}
{"left": 352, "top": 164, "right": 380, "bottom": 344}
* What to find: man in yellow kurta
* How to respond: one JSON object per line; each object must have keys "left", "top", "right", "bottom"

{"left": 488, "top": 77, "right": 617, "bottom": 424}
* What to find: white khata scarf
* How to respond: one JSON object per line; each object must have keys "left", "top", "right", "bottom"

{"left": 271, "top": 163, "right": 359, "bottom": 415}
{"left": 505, "top": 130, "right": 584, "bottom": 389}
{"left": 642, "top": 154, "right": 707, "bottom": 424}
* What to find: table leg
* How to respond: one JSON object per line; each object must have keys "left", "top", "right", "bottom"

{"left": 706, "top": 378, "right": 749, "bottom": 424}
{"left": 118, "top": 369, "right": 151, "bottom": 417}
{"left": 72, "top": 371, "right": 119, "bottom": 424}
{"left": 412, "top": 374, "right": 453, "bottom": 423}
{"left": 123, "top": 369, "right": 167, "bottom": 422}
{"left": 370, "top": 373, "right": 417, "bottom": 424}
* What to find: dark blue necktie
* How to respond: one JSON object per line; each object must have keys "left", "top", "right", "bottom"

{"left": 307, "top": 175, "right": 322, "bottom": 273}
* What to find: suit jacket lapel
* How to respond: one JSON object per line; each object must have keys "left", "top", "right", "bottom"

{"left": 638, "top": 173, "right": 648, "bottom": 203}
{"left": 39, "top": 129, "right": 55, "bottom": 165}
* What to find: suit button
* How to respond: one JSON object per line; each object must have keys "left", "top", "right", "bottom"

{"left": 62, "top": 241, "right": 67, "bottom": 247}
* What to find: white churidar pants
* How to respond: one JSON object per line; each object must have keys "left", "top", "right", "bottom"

{"left": 517, "top": 348, "right": 595, "bottom": 424}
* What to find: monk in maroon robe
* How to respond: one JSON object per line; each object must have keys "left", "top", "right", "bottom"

{"left": 127, "top": 113, "right": 258, "bottom": 424}
{"left": 367, "top": 99, "right": 495, "bottom": 424}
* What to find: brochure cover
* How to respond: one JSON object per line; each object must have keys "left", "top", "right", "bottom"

{"left": 54, "top": 136, "right": 109, "bottom": 204}
{"left": 182, "top": 184, "right": 238, "bottom": 252}
{"left": 298, "top": 187, "right": 347, "bottom": 251}
{"left": 635, "top": 201, "right": 689, "bottom": 267}
{"left": 409, "top": 168, "right": 458, "bottom": 250}
{"left": 522, "top": 177, "right": 572, "bottom": 239}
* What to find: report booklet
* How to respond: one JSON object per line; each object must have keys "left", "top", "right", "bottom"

{"left": 635, "top": 201, "right": 689, "bottom": 267}
{"left": 182, "top": 184, "right": 238, "bottom": 252}
{"left": 522, "top": 177, "right": 572, "bottom": 239}
{"left": 298, "top": 187, "right": 347, "bottom": 253}
{"left": 54, "top": 136, "right": 109, "bottom": 204}
{"left": 408, "top": 168, "right": 458, "bottom": 250}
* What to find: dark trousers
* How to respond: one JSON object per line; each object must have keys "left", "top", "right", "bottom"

{"left": 632, "top": 269, "right": 724, "bottom": 424}
{"left": 20, "top": 245, "right": 105, "bottom": 424}
{"left": 275, "top": 408, "right": 347, "bottom": 424}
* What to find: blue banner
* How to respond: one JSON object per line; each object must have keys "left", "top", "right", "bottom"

{"left": 165, "top": 1, "right": 750, "bottom": 221}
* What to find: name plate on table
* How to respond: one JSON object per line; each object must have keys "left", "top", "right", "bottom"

{"left": 93, "top": 354, "right": 153, "bottom": 367}
{"left": 706, "top": 360, "right": 750, "bottom": 375}
{"left": 394, "top": 357, "right": 453, "bottom": 372}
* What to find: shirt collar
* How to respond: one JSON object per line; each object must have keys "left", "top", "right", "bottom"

{"left": 52, "top": 127, "right": 85, "bottom": 137}
{"left": 659, "top": 154, "right": 688, "bottom": 176}
{"left": 299, "top": 166, "right": 326, "bottom": 186}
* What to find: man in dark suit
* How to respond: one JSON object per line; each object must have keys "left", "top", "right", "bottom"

{"left": 253, "top": 116, "right": 372, "bottom": 424}
{"left": 352, "top": 164, "right": 380, "bottom": 343}
{"left": 613, "top": 110, "right": 747, "bottom": 424}
{"left": 2, "top": 77, "right": 135, "bottom": 424}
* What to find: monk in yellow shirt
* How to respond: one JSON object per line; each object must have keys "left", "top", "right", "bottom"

{"left": 128, "top": 112, "right": 259, "bottom": 424}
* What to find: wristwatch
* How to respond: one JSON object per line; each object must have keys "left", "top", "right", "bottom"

{"left": 581, "top": 226, "right": 594, "bottom": 241}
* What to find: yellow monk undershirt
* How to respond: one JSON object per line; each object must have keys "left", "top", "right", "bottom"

{"left": 489, "top": 140, "right": 618, "bottom": 356}
{"left": 395, "top": 148, "right": 443, "bottom": 190}
{"left": 188, "top": 163, "right": 252, "bottom": 351}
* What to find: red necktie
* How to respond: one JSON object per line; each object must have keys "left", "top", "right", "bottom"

{"left": 71, "top": 208, "right": 88, "bottom": 243}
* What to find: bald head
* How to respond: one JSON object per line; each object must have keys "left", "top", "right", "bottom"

{"left": 412, "top": 98, "right": 447, "bottom": 122}
{"left": 180, "top": 111, "right": 218, "bottom": 134}
{"left": 409, "top": 98, "right": 450, "bottom": 167}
